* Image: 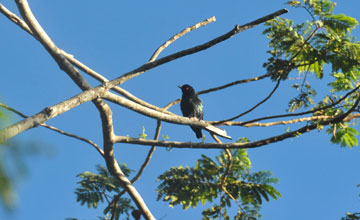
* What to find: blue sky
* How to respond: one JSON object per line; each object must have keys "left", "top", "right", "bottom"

{"left": 1, "top": 0, "right": 360, "bottom": 220}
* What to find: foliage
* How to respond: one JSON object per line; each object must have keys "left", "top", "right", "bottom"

{"left": 264, "top": 0, "right": 360, "bottom": 148}
{"left": 73, "top": 164, "right": 135, "bottom": 220}
{"left": 327, "top": 124, "right": 359, "bottom": 148}
{"left": 156, "top": 148, "right": 280, "bottom": 220}
{"left": 139, "top": 126, "right": 147, "bottom": 139}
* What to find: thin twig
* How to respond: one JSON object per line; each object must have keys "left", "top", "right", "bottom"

{"left": 0, "top": 3, "right": 33, "bottom": 35}
{"left": 232, "top": 84, "right": 360, "bottom": 126}
{"left": 199, "top": 72, "right": 273, "bottom": 96}
{"left": 222, "top": 115, "right": 334, "bottom": 127}
{"left": 222, "top": 185, "right": 243, "bottom": 212}
{"left": 214, "top": 78, "right": 281, "bottom": 125}
{"left": 211, "top": 133, "right": 232, "bottom": 193}
{"left": 130, "top": 120, "right": 161, "bottom": 183}
{"left": 148, "top": 16, "right": 216, "bottom": 62}
{"left": 163, "top": 72, "right": 272, "bottom": 111}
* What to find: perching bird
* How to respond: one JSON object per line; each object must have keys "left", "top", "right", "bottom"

{"left": 179, "top": 84, "right": 203, "bottom": 139}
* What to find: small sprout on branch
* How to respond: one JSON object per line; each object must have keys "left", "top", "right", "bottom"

{"left": 139, "top": 126, "right": 147, "bottom": 139}
{"left": 237, "top": 137, "right": 251, "bottom": 143}
{"left": 162, "top": 134, "right": 170, "bottom": 141}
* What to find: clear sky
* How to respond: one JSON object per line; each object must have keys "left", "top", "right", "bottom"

{"left": 1, "top": 1, "right": 360, "bottom": 220}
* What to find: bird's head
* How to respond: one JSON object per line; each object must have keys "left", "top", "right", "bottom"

{"left": 178, "top": 84, "right": 195, "bottom": 96}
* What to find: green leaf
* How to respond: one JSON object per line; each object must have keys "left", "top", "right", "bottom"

{"left": 157, "top": 151, "right": 279, "bottom": 219}
{"left": 324, "top": 14, "right": 358, "bottom": 34}
{"left": 74, "top": 164, "right": 134, "bottom": 220}
{"left": 330, "top": 125, "right": 359, "bottom": 148}
{"left": 139, "top": 126, "right": 148, "bottom": 139}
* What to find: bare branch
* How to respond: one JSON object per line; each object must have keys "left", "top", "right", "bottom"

{"left": 114, "top": 95, "right": 360, "bottom": 150}
{"left": 43, "top": 124, "right": 105, "bottom": 157}
{"left": 199, "top": 73, "right": 273, "bottom": 96}
{"left": 211, "top": 134, "right": 233, "bottom": 193}
{"left": 163, "top": 72, "right": 272, "bottom": 111}
{"left": 214, "top": 78, "right": 281, "bottom": 125}
{"left": 234, "top": 84, "right": 360, "bottom": 126}
{"left": 149, "top": 16, "right": 216, "bottom": 62}
{"left": 0, "top": 3, "right": 32, "bottom": 35}
{"left": 1, "top": 8, "right": 287, "bottom": 142}
{"left": 109, "top": 9, "right": 289, "bottom": 87}
{"left": 226, "top": 115, "right": 333, "bottom": 127}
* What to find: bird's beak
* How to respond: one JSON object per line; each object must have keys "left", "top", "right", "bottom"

{"left": 178, "top": 85, "right": 182, "bottom": 89}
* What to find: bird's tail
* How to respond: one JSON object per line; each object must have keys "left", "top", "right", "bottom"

{"left": 196, "top": 131, "right": 203, "bottom": 139}
{"left": 191, "top": 126, "right": 203, "bottom": 139}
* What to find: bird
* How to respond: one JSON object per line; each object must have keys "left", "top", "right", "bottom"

{"left": 178, "top": 84, "right": 203, "bottom": 139}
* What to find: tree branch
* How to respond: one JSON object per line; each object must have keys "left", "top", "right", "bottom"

{"left": 232, "top": 84, "right": 360, "bottom": 126}
{"left": 114, "top": 94, "right": 360, "bottom": 150}
{"left": 14, "top": 1, "right": 154, "bottom": 219}
{"left": 103, "top": 92, "right": 231, "bottom": 139}
{"left": 107, "top": 9, "right": 289, "bottom": 88}
{"left": 214, "top": 78, "right": 281, "bottom": 125}
{"left": 148, "top": 16, "right": 216, "bottom": 62}
{"left": 222, "top": 115, "right": 332, "bottom": 127}
{"left": 1, "top": 8, "right": 287, "bottom": 142}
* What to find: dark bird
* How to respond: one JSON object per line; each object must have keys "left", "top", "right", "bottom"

{"left": 179, "top": 84, "right": 203, "bottom": 139}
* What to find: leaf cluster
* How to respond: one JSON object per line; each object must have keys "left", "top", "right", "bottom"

{"left": 264, "top": 0, "right": 359, "bottom": 79}
{"left": 74, "top": 164, "right": 135, "bottom": 220}
{"left": 264, "top": 0, "right": 360, "bottom": 148}
{"left": 156, "top": 149, "right": 280, "bottom": 220}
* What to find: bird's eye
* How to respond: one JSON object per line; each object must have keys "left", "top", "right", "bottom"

{"left": 185, "top": 87, "right": 189, "bottom": 90}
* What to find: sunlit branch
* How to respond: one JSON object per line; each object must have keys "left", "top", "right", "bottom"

{"left": 222, "top": 115, "right": 333, "bottom": 127}
{"left": 0, "top": 3, "right": 32, "bottom": 35}
{"left": 103, "top": 91, "right": 231, "bottom": 139}
{"left": 114, "top": 95, "right": 360, "bottom": 149}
